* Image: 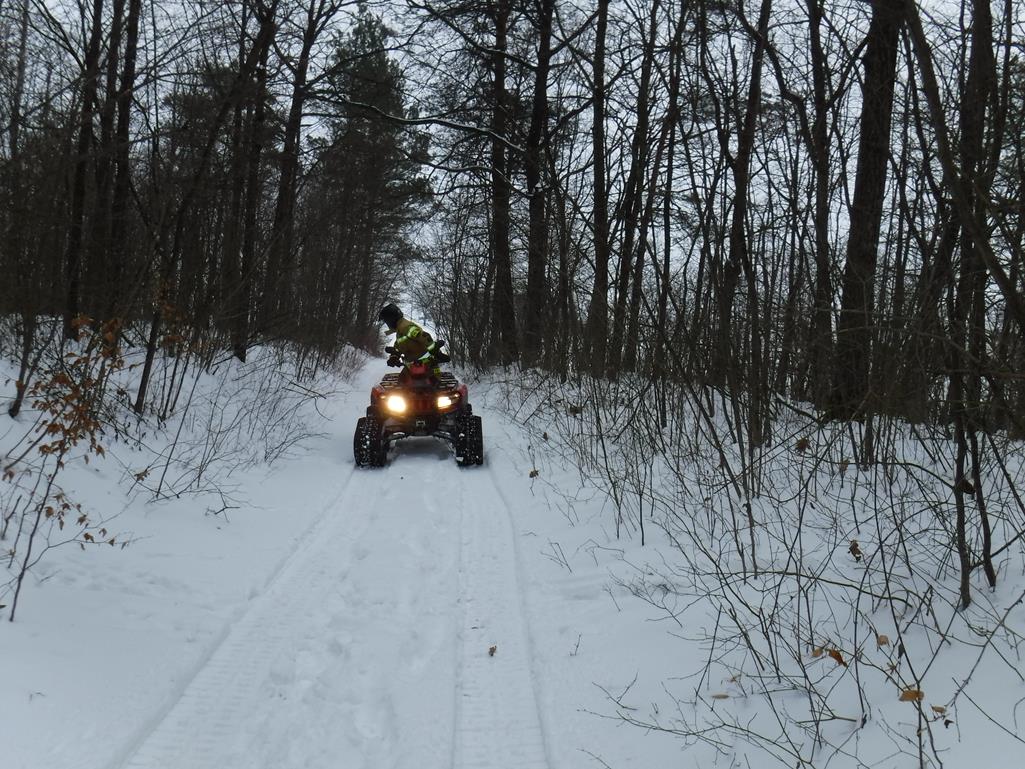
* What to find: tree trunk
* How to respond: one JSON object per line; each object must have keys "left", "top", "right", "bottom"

{"left": 808, "top": 0, "right": 833, "bottom": 408}
{"left": 490, "top": 0, "right": 518, "bottom": 365}
{"left": 88, "top": 0, "right": 125, "bottom": 317}
{"left": 234, "top": 29, "right": 273, "bottom": 362}
{"left": 7, "top": 0, "right": 33, "bottom": 418}
{"left": 947, "top": 0, "right": 999, "bottom": 599}
{"left": 522, "top": 0, "right": 555, "bottom": 366}
{"left": 108, "top": 0, "right": 142, "bottom": 320}
{"left": 832, "top": 0, "right": 904, "bottom": 418}
{"left": 718, "top": 0, "right": 773, "bottom": 447}
{"left": 583, "top": 0, "right": 610, "bottom": 378}
{"left": 609, "top": 0, "right": 660, "bottom": 373}
{"left": 906, "top": 2, "right": 1025, "bottom": 342}
{"left": 64, "top": 0, "right": 106, "bottom": 341}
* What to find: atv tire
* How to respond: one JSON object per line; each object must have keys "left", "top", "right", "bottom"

{"left": 455, "top": 413, "right": 483, "bottom": 466}
{"left": 354, "top": 416, "right": 386, "bottom": 467}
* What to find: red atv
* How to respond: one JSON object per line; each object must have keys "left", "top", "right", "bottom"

{"left": 353, "top": 362, "right": 484, "bottom": 467}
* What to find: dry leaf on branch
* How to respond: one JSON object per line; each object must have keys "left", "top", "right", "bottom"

{"left": 529, "top": 469, "right": 539, "bottom": 479}
{"left": 710, "top": 693, "right": 729, "bottom": 700}
{"left": 899, "top": 689, "right": 924, "bottom": 702}
{"left": 828, "top": 649, "right": 848, "bottom": 667}
{"left": 876, "top": 634, "right": 890, "bottom": 648}
{"left": 849, "top": 540, "right": 863, "bottom": 561}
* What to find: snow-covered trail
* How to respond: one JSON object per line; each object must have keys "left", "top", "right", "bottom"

{"left": 111, "top": 369, "right": 550, "bottom": 769}
{"left": 454, "top": 467, "right": 550, "bottom": 769}
{"left": 3, "top": 358, "right": 692, "bottom": 769}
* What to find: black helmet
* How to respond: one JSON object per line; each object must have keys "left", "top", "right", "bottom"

{"left": 378, "top": 303, "right": 402, "bottom": 329}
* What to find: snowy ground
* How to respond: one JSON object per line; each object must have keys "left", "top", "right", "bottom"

{"left": 4, "top": 354, "right": 1024, "bottom": 769}
{"left": 1, "top": 358, "right": 686, "bottom": 769}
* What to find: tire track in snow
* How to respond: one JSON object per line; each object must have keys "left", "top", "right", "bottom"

{"left": 453, "top": 463, "right": 551, "bottom": 769}
{"left": 111, "top": 462, "right": 363, "bottom": 769}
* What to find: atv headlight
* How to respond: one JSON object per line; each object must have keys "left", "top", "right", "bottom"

{"left": 437, "top": 395, "right": 454, "bottom": 410}
{"left": 385, "top": 394, "right": 408, "bottom": 415}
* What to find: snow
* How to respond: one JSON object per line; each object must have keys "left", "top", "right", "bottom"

{"left": 0, "top": 354, "right": 677, "bottom": 769}
{"left": 473, "top": 372, "right": 1025, "bottom": 769}
{"left": 2, "top": 352, "right": 1023, "bottom": 769}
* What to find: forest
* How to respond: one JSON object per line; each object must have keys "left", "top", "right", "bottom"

{"left": 2, "top": 0, "right": 1025, "bottom": 766}
{"left": 1, "top": 0, "right": 1021, "bottom": 432}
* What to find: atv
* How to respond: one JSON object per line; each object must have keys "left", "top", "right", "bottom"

{"left": 353, "top": 360, "right": 484, "bottom": 467}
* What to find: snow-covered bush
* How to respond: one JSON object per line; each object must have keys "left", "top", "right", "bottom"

{"left": 1, "top": 321, "right": 357, "bottom": 620}
{"left": 1, "top": 318, "right": 127, "bottom": 619}
{"left": 488, "top": 368, "right": 1025, "bottom": 768}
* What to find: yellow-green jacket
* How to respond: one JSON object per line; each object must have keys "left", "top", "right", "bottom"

{"left": 390, "top": 317, "right": 436, "bottom": 363}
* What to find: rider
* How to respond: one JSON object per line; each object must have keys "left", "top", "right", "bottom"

{"left": 378, "top": 303, "right": 450, "bottom": 372}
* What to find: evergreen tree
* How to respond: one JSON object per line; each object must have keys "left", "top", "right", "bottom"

{"left": 302, "top": 9, "right": 431, "bottom": 347}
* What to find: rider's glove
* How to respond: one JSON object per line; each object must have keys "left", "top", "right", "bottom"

{"left": 387, "top": 355, "right": 401, "bottom": 368}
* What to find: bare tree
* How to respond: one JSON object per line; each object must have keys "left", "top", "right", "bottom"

{"left": 831, "top": 0, "right": 904, "bottom": 419}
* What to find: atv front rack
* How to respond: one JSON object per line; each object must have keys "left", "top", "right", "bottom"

{"left": 377, "top": 371, "right": 460, "bottom": 390}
